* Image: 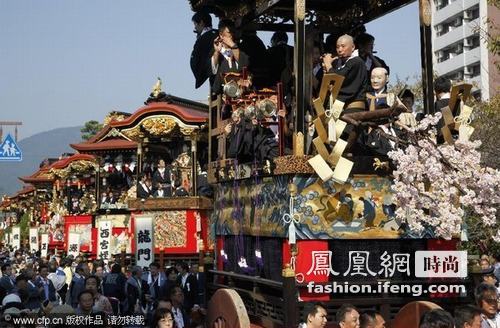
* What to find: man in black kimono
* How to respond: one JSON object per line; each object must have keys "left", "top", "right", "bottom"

{"left": 322, "top": 35, "right": 368, "bottom": 154}
{"left": 355, "top": 33, "right": 390, "bottom": 80}
{"left": 323, "top": 34, "right": 367, "bottom": 110}
{"left": 224, "top": 109, "right": 254, "bottom": 162}
{"left": 152, "top": 159, "right": 171, "bottom": 196}
{"left": 210, "top": 19, "right": 250, "bottom": 96}
{"left": 434, "top": 76, "right": 452, "bottom": 144}
{"left": 190, "top": 11, "right": 218, "bottom": 89}
{"left": 434, "top": 76, "right": 451, "bottom": 114}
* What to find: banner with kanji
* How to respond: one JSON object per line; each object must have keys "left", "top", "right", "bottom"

{"left": 40, "top": 234, "right": 49, "bottom": 258}
{"left": 29, "top": 228, "right": 39, "bottom": 253}
{"left": 98, "top": 220, "right": 112, "bottom": 262}
{"left": 67, "top": 232, "right": 81, "bottom": 257}
{"left": 11, "top": 226, "right": 20, "bottom": 250}
{"left": 134, "top": 215, "right": 154, "bottom": 268}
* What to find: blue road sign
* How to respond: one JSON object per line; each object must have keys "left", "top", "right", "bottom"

{"left": 0, "top": 134, "right": 22, "bottom": 161}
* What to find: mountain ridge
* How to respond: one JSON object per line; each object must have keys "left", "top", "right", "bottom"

{"left": 0, "top": 126, "right": 82, "bottom": 196}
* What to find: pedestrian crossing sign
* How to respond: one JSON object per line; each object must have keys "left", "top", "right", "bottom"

{"left": 0, "top": 134, "right": 22, "bottom": 161}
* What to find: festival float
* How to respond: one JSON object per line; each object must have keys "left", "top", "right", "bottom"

{"left": 71, "top": 81, "right": 213, "bottom": 266}
{"left": 186, "top": 0, "right": 500, "bottom": 327}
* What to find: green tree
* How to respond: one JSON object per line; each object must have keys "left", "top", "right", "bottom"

{"left": 19, "top": 212, "right": 30, "bottom": 241}
{"left": 81, "top": 120, "right": 103, "bottom": 141}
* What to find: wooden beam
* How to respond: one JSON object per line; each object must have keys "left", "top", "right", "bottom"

{"left": 294, "top": 0, "right": 306, "bottom": 145}
{"left": 419, "top": 0, "right": 434, "bottom": 115}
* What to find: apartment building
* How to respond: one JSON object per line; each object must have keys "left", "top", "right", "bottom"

{"left": 432, "top": 0, "right": 499, "bottom": 100}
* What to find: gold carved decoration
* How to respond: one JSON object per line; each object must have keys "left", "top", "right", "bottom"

{"left": 180, "top": 127, "right": 196, "bottom": 136}
{"left": 121, "top": 115, "right": 201, "bottom": 141}
{"left": 142, "top": 117, "right": 176, "bottom": 136}
{"left": 50, "top": 160, "right": 97, "bottom": 179}
{"left": 104, "top": 112, "right": 128, "bottom": 126}
{"left": 419, "top": 0, "right": 432, "bottom": 27}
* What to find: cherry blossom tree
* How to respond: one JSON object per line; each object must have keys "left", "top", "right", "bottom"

{"left": 387, "top": 113, "right": 500, "bottom": 242}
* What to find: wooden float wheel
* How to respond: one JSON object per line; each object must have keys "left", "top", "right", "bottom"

{"left": 390, "top": 301, "right": 442, "bottom": 328}
{"left": 207, "top": 288, "right": 251, "bottom": 328}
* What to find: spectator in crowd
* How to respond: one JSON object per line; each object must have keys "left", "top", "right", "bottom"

{"left": 191, "top": 265, "right": 205, "bottom": 306}
{"left": 360, "top": 310, "right": 386, "bottom": 328}
{"left": 419, "top": 309, "right": 454, "bottom": 328}
{"left": 481, "top": 257, "right": 492, "bottom": 270}
{"left": 25, "top": 268, "right": 42, "bottom": 310}
{"left": 102, "top": 263, "right": 127, "bottom": 304}
{"left": 14, "top": 273, "right": 29, "bottom": 304}
{"left": 157, "top": 294, "right": 173, "bottom": 312}
{"left": 454, "top": 305, "right": 482, "bottom": 328}
{"left": 170, "top": 286, "right": 189, "bottom": 328}
{"left": 125, "top": 265, "right": 148, "bottom": 315}
{"left": 480, "top": 267, "right": 499, "bottom": 289}
{"left": 69, "top": 263, "right": 89, "bottom": 308}
{"left": 301, "top": 302, "right": 328, "bottom": 328}
{"left": 48, "top": 257, "right": 67, "bottom": 302}
{"left": 336, "top": 303, "right": 359, "bottom": 328}
{"left": 75, "top": 289, "right": 95, "bottom": 315}
{"left": 162, "top": 266, "right": 179, "bottom": 299}
{"left": 94, "top": 261, "right": 105, "bottom": 281}
{"left": 152, "top": 307, "right": 177, "bottom": 328}
{"left": 36, "top": 264, "right": 57, "bottom": 305}
{"left": 143, "top": 262, "right": 167, "bottom": 305}
{"left": 85, "top": 275, "right": 113, "bottom": 315}
{"left": 494, "top": 253, "right": 500, "bottom": 283}
{"left": 0, "top": 264, "right": 15, "bottom": 293}
{"left": 475, "top": 283, "right": 500, "bottom": 327}
{"left": 176, "top": 261, "right": 198, "bottom": 312}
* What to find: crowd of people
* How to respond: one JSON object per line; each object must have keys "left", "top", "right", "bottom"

{"left": 0, "top": 247, "right": 206, "bottom": 327}
{"left": 301, "top": 294, "right": 499, "bottom": 328}
{"left": 1, "top": 246, "right": 498, "bottom": 327}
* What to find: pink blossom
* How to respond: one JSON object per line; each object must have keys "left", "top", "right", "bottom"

{"left": 388, "top": 113, "right": 500, "bottom": 240}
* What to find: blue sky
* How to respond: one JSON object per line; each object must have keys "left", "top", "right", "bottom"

{"left": 0, "top": 0, "right": 420, "bottom": 139}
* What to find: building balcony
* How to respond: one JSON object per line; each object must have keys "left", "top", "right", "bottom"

{"left": 434, "top": 17, "right": 480, "bottom": 51}
{"left": 435, "top": 46, "right": 481, "bottom": 74}
{"left": 434, "top": 0, "right": 478, "bottom": 24}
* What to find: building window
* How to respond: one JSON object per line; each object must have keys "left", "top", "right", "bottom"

{"left": 464, "top": 5, "right": 480, "bottom": 21}
{"left": 435, "top": 0, "right": 450, "bottom": 10}
{"left": 464, "top": 36, "right": 480, "bottom": 50}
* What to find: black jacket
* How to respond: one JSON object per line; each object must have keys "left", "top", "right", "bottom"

{"left": 226, "top": 119, "right": 254, "bottom": 162}
{"left": 211, "top": 48, "right": 250, "bottom": 95}
{"left": 176, "top": 273, "right": 198, "bottom": 311}
{"left": 329, "top": 56, "right": 368, "bottom": 104}
{"left": 190, "top": 29, "right": 218, "bottom": 89}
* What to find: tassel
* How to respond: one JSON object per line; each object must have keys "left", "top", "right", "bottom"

{"left": 255, "top": 249, "right": 263, "bottom": 267}
{"left": 328, "top": 118, "right": 336, "bottom": 143}
{"left": 288, "top": 222, "right": 296, "bottom": 245}
{"left": 196, "top": 213, "right": 201, "bottom": 232}
{"left": 460, "top": 224, "right": 468, "bottom": 242}
{"left": 220, "top": 249, "right": 228, "bottom": 263}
